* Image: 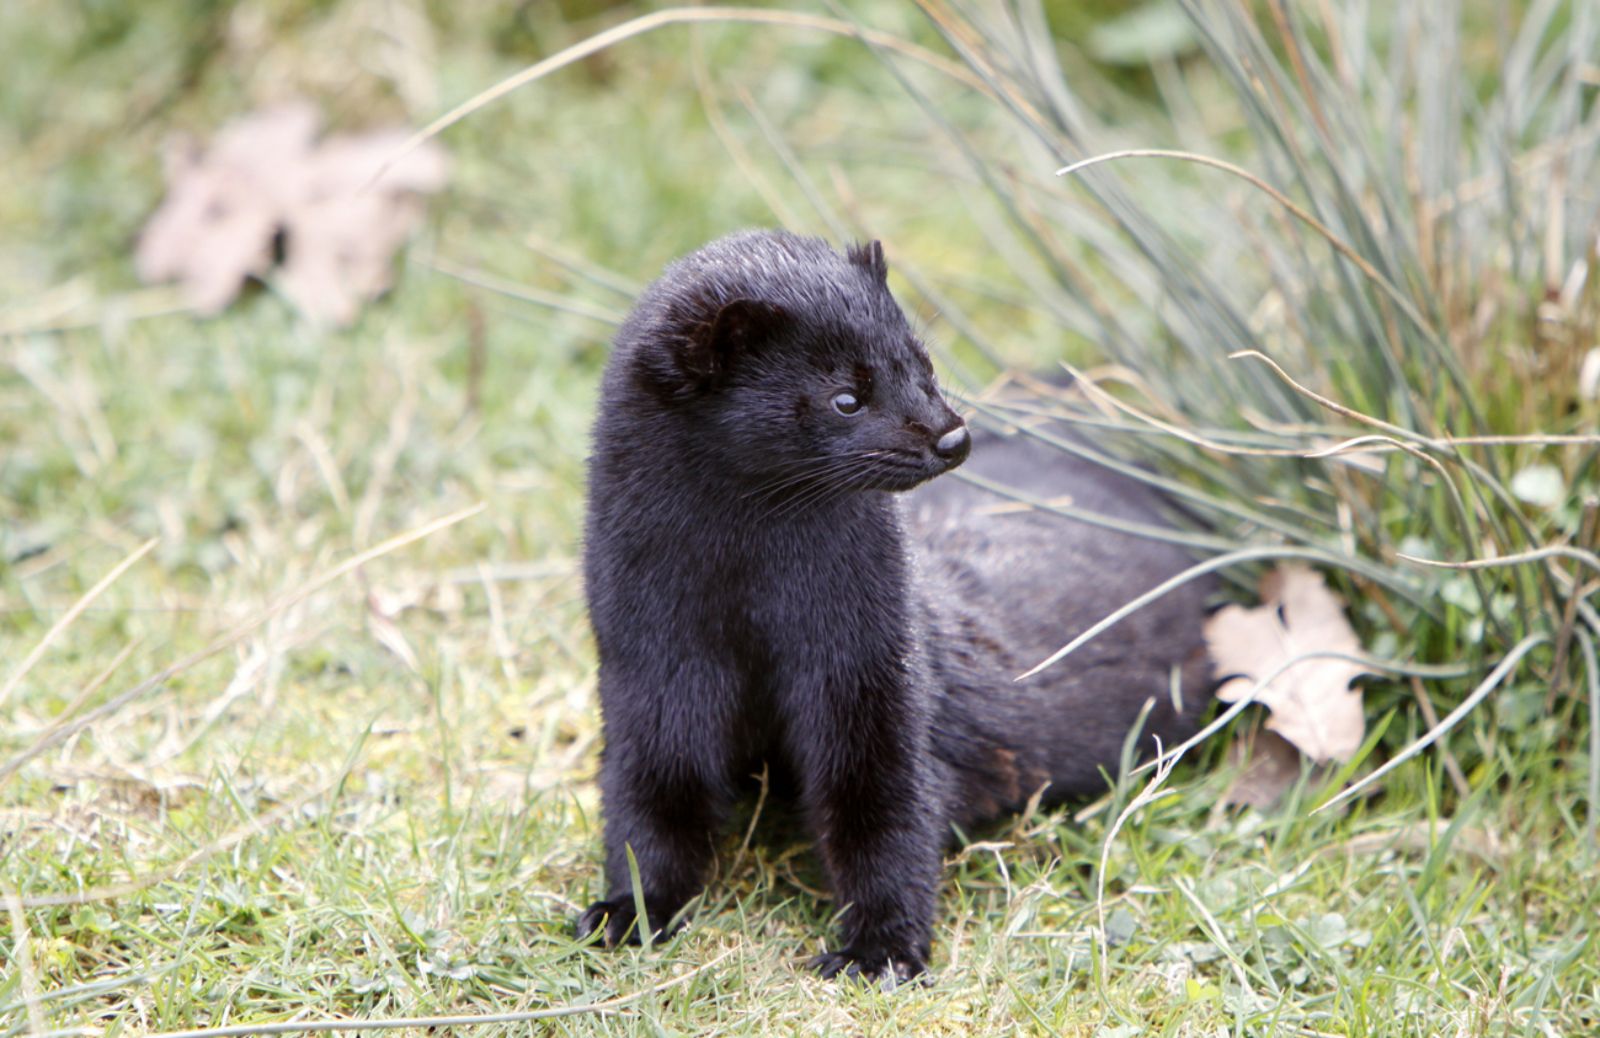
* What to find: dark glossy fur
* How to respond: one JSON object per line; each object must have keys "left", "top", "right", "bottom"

{"left": 577, "top": 230, "right": 1214, "bottom": 984}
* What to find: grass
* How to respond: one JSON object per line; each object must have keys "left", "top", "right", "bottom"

{"left": 3, "top": 0, "right": 1600, "bottom": 1034}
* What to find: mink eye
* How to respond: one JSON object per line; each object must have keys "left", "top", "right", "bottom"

{"left": 832, "top": 391, "right": 864, "bottom": 416}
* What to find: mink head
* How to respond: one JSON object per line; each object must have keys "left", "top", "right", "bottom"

{"left": 621, "top": 229, "right": 969, "bottom": 494}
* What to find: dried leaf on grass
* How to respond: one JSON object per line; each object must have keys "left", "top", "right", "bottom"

{"left": 1205, "top": 564, "right": 1369, "bottom": 764}
{"left": 136, "top": 101, "right": 447, "bottom": 325}
{"left": 1220, "top": 727, "right": 1304, "bottom": 808}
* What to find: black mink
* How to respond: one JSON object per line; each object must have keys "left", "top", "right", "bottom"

{"left": 576, "top": 229, "right": 1214, "bottom": 984}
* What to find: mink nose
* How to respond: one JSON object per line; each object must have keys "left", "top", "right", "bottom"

{"left": 933, "top": 423, "right": 970, "bottom": 465}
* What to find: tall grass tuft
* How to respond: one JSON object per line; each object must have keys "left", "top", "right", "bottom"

{"left": 846, "top": 0, "right": 1600, "bottom": 798}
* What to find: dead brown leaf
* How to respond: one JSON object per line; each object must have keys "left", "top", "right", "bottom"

{"left": 136, "top": 102, "right": 447, "bottom": 325}
{"left": 1221, "top": 727, "right": 1305, "bottom": 808}
{"left": 1205, "top": 564, "right": 1369, "bottom": 763}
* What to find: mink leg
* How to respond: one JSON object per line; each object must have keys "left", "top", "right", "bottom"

{"left": 576, "top": 764, "right": 730, "bottom": 946}
{"left": 576, "top": 673, "right": 733, "bottom": 947}
{"left": 791, "top": 686, "right": 940, "bottom": 985}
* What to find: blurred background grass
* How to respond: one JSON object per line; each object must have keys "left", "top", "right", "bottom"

{"left": 3, "top": 0, "right": 1599, "bottom": 1034}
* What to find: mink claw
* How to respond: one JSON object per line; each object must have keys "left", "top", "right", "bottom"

{"left": 574, "top": 899, "right": 642, "bottom": 948}
{"left": 575, "top": 898, "right": 685, "bottom": 949}
{"left": 809, "top": 948, "right": 930, "bottom": 990}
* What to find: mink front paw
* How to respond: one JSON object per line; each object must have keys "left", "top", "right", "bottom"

{"left": 809, "top": 946, "right": 929, "bottom": 989}
{"left": 574, "top": 898, "right": 681, "bottom": 948}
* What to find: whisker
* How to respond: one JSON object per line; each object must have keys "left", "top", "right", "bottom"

{"left": 742, "top": 456, "right": 865, "bottom": 502}
{"left": 742, "top": 451, "right": 896, "bottom": 507}
{"left": 756, "top": 452, "right": 901, "bottom": 524}
{"left": 741, "top": 454, "right": 861, "bottom": 500}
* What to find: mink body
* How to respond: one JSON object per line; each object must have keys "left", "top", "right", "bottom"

{"left": 578, "top": 230, "right": 1213, "bottom": 983}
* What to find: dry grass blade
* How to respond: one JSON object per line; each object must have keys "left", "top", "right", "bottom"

{"left": 140, "top": 949, "right": 736, "bottom": 1038}
{"left": 1017, "top": 545, "right": 1425, "bottom": 682}
{"left": 1172, "top": 875, "right": 1261, "bottom": 1002}
{"left": 428, "top": 258, "right": 624, "bottom": 325}
{"left": 1314, "top": 635, "right": 1549, "bottom": 814}
{"left": 0, "top": 537, "right": 156, "bottom": 708}
{"left": 372, "top": 6, "right": 988, "bottom": 188}
{"left": 3, "top": 885, "right": 45, "bottom": 1035}
{"left": 19, "top": 772, "right": 342, "bottom": 908}
{"left": 1095, "top": 712, "right": 1172, "bottom": 968}
{"left": 1057, "top": 360, "right": 1316, "bottom": 459}
{"left": 1228, "top": 350, "right": 1427, "bottom": 442}
{"left": 953, "top": 468, "right": 1230, "bottom": 551}
{"left": 1055, "top": 149, "right": 1438, "bottom": 343}
{"left": 1130, "top": 649, "right": 1470, "bottom": 777}
{"left": 1398, "top": 545, "right": 1600, "bottom": 578}
{"left": 1581, "top": 630, "right": 1600, "bottom": 852}
{"left": 0, "top": 504, "right": 485, "bottom": 783}
{"left": 0, "top": 639, "right": 142, "bottom": 793}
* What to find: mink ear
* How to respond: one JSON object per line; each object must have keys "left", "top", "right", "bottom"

{"left": 846, "top": 239, "right": 888, "bottom": 286}
{"left": 680, "top": 297, "right": 786, "bottom": 381}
